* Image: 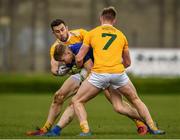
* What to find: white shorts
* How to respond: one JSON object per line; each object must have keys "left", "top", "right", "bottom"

{"left": 87, "top": 72, "right": 129, "bottom": 89}
{"left": 71, "top": 68, "right": 88, "bottom": 84}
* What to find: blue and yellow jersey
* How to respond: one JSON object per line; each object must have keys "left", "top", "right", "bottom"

{"left": 66, "top": 43, "right": 94, "bottom": 68}
{"left": 83, "top": 24, "right": 128, "bottom": 73}
{"left": 50, "top": 29, "right": 87, "bottom": 59}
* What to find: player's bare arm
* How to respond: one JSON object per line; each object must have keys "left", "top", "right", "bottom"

{"left": 122, "top": 49, "right": 131, "bottom": 68}
{"left": 51, "top": 57, "right": 59, "bottom": 75}
{"left": 76, "top": 45, "right": 90, "bottom": 67}
{"left": 83, "top": 59, "right": 93, "bottom": 73}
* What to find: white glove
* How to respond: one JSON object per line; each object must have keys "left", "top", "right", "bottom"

{"left": 57, "top": 65, "right": 70, "bottom": 76}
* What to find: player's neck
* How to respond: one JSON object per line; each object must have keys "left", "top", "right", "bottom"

{"left": 102, "top": 23, "right": 113, "bottom": 26}
{"left": 101, "top": 21, "right": 113, "bottom": 26}
{"left": 61, "top": 32, "right": 71, "bottom": 43}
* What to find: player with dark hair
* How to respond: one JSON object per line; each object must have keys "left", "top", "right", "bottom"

{"left": 26, "top": 19, "right": 88, "bottom": 136}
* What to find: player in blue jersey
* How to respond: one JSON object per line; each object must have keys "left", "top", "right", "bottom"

{"left": 56, "top": 43, "right": 94, "bottom": 71}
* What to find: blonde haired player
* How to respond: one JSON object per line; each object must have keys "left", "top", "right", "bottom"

{"left": 73, "top": 6, "right": 165, "bottom": 136}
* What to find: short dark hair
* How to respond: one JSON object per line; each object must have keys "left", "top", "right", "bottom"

{"left": 51, "top": 19, "right": 66, "bottom": 30}
{"left": 53, "top": 44, "right": 66, "bottom": 61}
{"left": 101, "top": 6, "right": 117, "bottom": 21}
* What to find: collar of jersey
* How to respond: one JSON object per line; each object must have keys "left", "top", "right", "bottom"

{"left": 102, "top": 24, "right": 113, "bottom": 26}
{"left": 66, "top": 32, "right": 72, "bottom": 42}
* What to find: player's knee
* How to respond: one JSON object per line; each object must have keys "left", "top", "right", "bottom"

{"left": 123, "top": 89, "right": 138, "bottom": 101}
{"left": 69, "top": 104, "right": 74, "bottom": 109}
{"left": 113, "top": 104, "right": 125, "bottom": 114}
{"left": 71, "top": 96, "right": 81, "bottom": 107}
{"left": 71, "top": 96, "right": 77, "bottom": 105}
{"left": 130, "top": 94, "right": 140, "bottom": 105}
{"left": 53, "top": 91, "right": 65, "bottom": 105}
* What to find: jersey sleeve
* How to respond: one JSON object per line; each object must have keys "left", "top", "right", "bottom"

{"left": 123, "top": 34, "right": 129, "bottom": 50}
{"left": 82, "top": 32, "right": 91, "bottom": 47}
{"left": 50, "top": 40, "right": 59, "bottom": 59}
{"left": 79, "top": 29, "right": 88, "bottom": 40}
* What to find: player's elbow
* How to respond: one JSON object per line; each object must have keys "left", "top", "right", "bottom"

{"left": 123, "top": 60, "right": 131, "bottom": 68}
{"left": 51, "top": 66, "right": 57, "bottom": 76}
{"left": 122, "top": 50, "right": 131, "bottom": 68}
{"left": 50, "top": 59, "right": 59, "bottom": 76}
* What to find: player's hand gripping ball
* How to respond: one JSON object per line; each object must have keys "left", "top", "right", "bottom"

{"left": 57, "top": 64, "right": 70, "bottom": 76}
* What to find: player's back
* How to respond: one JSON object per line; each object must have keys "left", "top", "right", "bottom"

{"left": 85, "top": 25, "right": 128, "bottom": 73}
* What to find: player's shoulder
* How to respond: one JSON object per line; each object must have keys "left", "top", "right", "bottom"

{"left": 69, "top": 43, "right": 82, "bottom": 50}
{"left": 70, "top": 28, "right": 88, "bottom": 35}
{"left": 50, "top": 39, "right": 60, "bottom": 49}
{"left": 88, "top": 26, "right": 101, "bottom": 35}
{"left": 113, "top": 27, "right": 126, "bottom": 38}
{"left": 92, "top": 26, "right": 102, "bottom": 31}
{"left": 69, "top": 43, "right": 82, "bottom": 55}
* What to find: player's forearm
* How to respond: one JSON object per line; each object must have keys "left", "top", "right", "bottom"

{"left": 51, "top": 58, "right": 59, "bottom": 76}
{"left": 122, "top": 60, "right": 131, "bottom": 68}
{"left": 122, "top": 49, "right": 131, "bottom": 68}
{"left": 51, "top": 65, "right": 58, "bottom": 76}
{"left": 83, "top": 59, "right": 93, "bottom": 73}
{"left": 76, "top": 45, "right": 90, "bottom": 67}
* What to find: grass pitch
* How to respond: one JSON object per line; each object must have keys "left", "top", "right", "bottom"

{"left": 0, "top": 93, "right": 180, "bottom": 139}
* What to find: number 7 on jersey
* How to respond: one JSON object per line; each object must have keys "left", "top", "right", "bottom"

{"left": 102, "top": 33, "right": 117, "bottom": 50}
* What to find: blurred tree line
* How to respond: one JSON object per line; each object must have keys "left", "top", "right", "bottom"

{"left": 0, "top": 0, "right": 179, "bottom": 73}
